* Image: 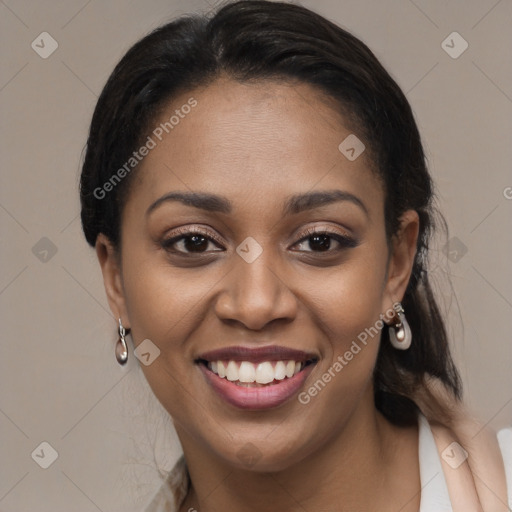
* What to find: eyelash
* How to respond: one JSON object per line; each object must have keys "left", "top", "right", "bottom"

{"left": 296, "top": 226, "right": 358, "bottom": 252}
{"left": 160, "top": 225, "right": 358, "bottom": 256}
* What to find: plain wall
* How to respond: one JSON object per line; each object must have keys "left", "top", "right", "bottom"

{"left": 1, "top": 0, "right": 511, "bottom": 510}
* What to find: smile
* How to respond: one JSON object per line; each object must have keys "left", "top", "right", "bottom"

{"left": 196, "top": 346, "right": 318, "bottom": 409}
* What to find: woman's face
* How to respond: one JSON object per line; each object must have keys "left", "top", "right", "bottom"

{"left": 98, "top": 77, "right": 418, "bottom": 471}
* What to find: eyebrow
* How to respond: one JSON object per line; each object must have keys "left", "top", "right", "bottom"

{"left": 146, "top": 189, "right": 369, "bottom": 217}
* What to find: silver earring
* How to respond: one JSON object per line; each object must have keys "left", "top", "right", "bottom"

{"left": 388, "top": 302, "right": 412, "bottom": 350}
{"left": 115, "top": 318, "right": 128, "bottom": 365}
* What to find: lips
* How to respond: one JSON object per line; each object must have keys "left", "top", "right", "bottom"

{"left": 197, "top": 345, "right": 316, "bottom": 363}
{"left": 195, "top": 346, "right": 318, "bottom": 409}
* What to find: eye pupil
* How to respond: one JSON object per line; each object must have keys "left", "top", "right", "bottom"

{"left": 310, "top": 234, "right": 331, "bottom": 251}
{"left": 185, "top": 235, "right": 208, "bottom": 252}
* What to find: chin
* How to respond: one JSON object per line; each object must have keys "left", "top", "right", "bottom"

{"left": 214, "top": 433, "right": 312, "bottom": 473}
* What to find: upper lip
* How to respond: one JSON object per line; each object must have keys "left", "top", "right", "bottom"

{"left": 196, "top": 345, "right": 318, "bottom": 364}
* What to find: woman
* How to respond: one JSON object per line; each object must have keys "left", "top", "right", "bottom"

{"left": 79, "top": 1, "right": 511, "bottom": 510}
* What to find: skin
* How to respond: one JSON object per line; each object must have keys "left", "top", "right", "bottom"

{"left": 96, "top": 77, "right": 422, "bottom": 511}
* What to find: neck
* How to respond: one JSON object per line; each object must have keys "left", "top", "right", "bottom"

{"left": 177, "top": 387, "right": 420, "bottom": 512}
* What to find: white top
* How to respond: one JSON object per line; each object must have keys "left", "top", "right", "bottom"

{"left": 144, "top": 415, "right": 512, "bottom": 511}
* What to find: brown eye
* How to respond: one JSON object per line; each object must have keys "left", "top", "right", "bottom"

{"left": 293, "top": 228, "right": 358, "bottom": 253}
{"left": 161, "top": 229, "right": 224, "bottom": 255}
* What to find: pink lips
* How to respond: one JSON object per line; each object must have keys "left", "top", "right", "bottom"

{"left": 196, "top": 345, "right": 317, "bottom": 410}
{"left": 197, "top": 345, "right": 316, "bottom": 363}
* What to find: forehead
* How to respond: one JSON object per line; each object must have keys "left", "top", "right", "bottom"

{"left": 128, "top": 77, "right": 383, "bottom": 218}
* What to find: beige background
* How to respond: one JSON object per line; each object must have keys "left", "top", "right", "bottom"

{"left": 1, "top": 0, "right": 511, "bottom": 510}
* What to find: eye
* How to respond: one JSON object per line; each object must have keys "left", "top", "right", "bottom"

{"left": 160, "top": 227, "right": 224, "bottom": 255}
{"left": 292, "top": 226, "right": 358, "bottom": 253}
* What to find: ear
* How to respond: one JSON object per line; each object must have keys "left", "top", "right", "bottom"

{"left": 381, "top": 209, "right": 420, "bottom": 313}
{"left": 95, "top": 233, "right": 130, "bottom": 328}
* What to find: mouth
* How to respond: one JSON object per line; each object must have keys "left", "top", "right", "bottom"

{"left": 197, "top": 359, "right": 316, "bottom": 386}
{"left": 195, "top": 346, "right": 318, "bottom": 409}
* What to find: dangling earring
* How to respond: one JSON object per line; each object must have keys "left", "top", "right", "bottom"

{"left": 388, "top": 302, "right": 412, "bottom": 350}
{"left": 115, "top": 318, "right": 129, "bottom": 365}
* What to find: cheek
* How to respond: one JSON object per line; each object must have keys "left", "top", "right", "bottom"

{"left": 308, "top": 247, "right": 387, "bottom": 346}
{"left": 297, "top": 263, "right": 385, "bottom": 430}
{"left": 122, "top": 251, "right": 221, "bottom": 344}
{"left": 302, "top": 246, "right": 387, "bottom": 396}
{"left": 120, "top": 254, "right": 220, "bottom": 422}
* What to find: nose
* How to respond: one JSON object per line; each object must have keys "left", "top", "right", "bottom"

{"left": 213, "top": 250, "right": 298, "bottom": 331}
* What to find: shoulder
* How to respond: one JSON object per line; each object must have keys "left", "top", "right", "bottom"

{"left": 143, "top": 455, "right": 189, "bottom": 512}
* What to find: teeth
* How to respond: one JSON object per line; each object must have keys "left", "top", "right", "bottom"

{"left": 285, "top": 360, "right": 295, "bottom": 378}
{"left": 255, "top": 362, "right": 274, "bottom": 384}
{"left": 207, "top": 359, "right": 305, "bottom": 384}
{"left": 238, "top": 361, "right": 256, "bottom": 383}
{"left": 274, "top": 361, "right": 286, "bottom": 380}
{"left": 226, "top": 361, "right": 238, "bottom": 381}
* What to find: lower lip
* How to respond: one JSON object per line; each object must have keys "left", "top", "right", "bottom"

{"left": 198, "top": 363, "right": 316, "bottom": 410}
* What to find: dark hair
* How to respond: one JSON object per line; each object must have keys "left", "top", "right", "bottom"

{"left": 80, "top": 0, "right": 461, "bottom": 425}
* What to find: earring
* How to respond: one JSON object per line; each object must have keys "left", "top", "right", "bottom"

{"left": 115, "top": 318, "right": 129, "bottom": 365}
{"left": 388, "top": 302, "right": 412, "bottom": 350}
